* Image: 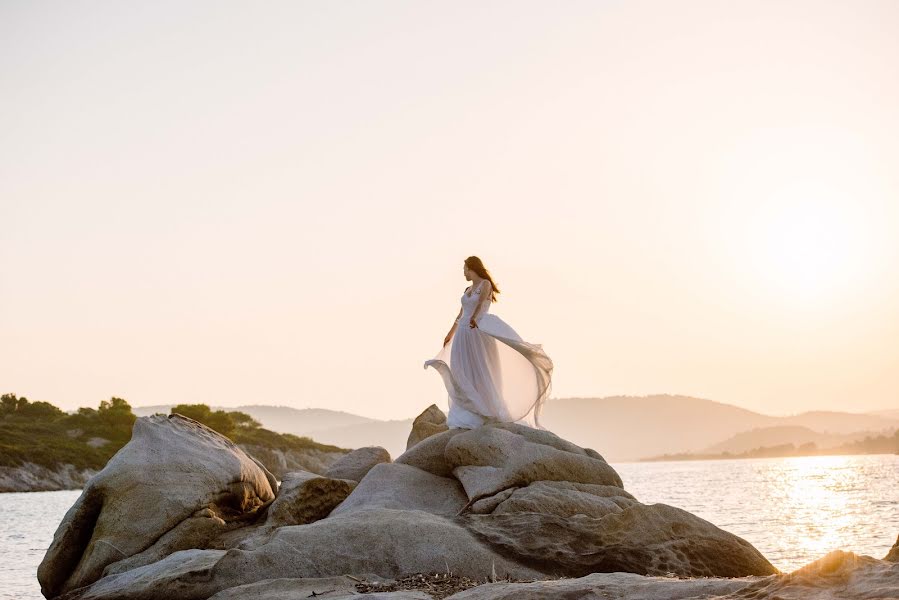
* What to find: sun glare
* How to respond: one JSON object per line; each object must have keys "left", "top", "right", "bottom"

{"left": 745, "top": 180, "right": 875, "bottom": 305}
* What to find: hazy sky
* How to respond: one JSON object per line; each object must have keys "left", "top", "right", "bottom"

{"left": 2, "top": 1, "right": 897, "bottom": 419}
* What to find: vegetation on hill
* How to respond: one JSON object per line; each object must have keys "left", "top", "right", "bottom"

{"left": 0, "top": 393, "right": 344, "bottom": 473}
{"left": 640, "top": 429, "right": 899, "bottom": 462}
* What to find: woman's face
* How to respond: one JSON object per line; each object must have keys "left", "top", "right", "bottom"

{"left": 463, "top": 264, "right": 471, "bottom": 280}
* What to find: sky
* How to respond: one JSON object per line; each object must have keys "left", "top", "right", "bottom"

{"left": 1, "top": 1, "right": 897, "bottom": 420}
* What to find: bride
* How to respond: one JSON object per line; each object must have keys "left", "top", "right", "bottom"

{"left": 423, "top": 256, "right": 554, "bottom": 429}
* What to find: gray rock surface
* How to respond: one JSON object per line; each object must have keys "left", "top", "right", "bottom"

{"left": 446, "top": 426, "right": 623, "bottom": 502}
{"left": 324, "top": 446, "right": 391, "bottom": 482}
{"left": 39, "top": 414, "right": 276, "bottom": 598}
{"left": 205, "top": 575, "right": 376, "bottom": 599}
{"left": 0, "top": 462, "right": 99, "bottom": 493}
{"left": 237, "top": 444, "right": 347, "bottom": 479}
{"left": 406, "top": 404, "right": 449, "bottom": 450}
{"left": 395, "top": 429, "right": 464, "bottom": 477}
{"left": 464, "top": 502, "right": 776, "bottom": 577}
{"left": 330, "top": 463, "right": 467, "bottom": 517}
{"left": 491, "top": 481, "right": 637, "bottom": 518}
{"left": 263, "top": 470, "right": 356, "bottom": 527}
{"left": 443, "top": 571, "right": 755, "bottom": 599}
{"left": 58, "top": 509, "right": 543, "bottom": 600}
{"left": 886, "top": 533, "right": 899, "bottom": 562}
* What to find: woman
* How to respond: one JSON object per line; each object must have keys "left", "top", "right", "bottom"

{"left": 423, "top": 256, "right": 554, "bottom": 429}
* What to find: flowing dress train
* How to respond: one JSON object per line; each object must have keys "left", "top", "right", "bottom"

{"left": 423, "top": 279, "right": 553, "bottom": 429}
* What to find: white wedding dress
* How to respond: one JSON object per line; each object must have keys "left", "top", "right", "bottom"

{"left": 423, "top": 279, "right": 554, "bottom": 429}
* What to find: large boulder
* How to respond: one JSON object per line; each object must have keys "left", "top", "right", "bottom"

{"left": 323, "top": 446, "right": 391, "bottom": 482}
{"left": 395, "top": 428, "right": 464, "bottom": 477}
{"left": 263, "top": 470, "right": 356, "bottom": 527}
{"left": 406, "top": 404, "right": 448, "bottom": 449}
{"left": 38, "top": 414, "right": 276, "bottom": 598}
{"left": 490, "top": 481, "right": 637, "bottom": 518}
{"left": 57, "top": 509, "right": 543, "bottom": 600}
{"left": 463, "top": 502, "right": 777, "bottom": 577}
{"left": 330, "top": 463, "right": 467, "bottom": 517}
{"left": 445, "top": 426, "right": 623, "bottom": 503}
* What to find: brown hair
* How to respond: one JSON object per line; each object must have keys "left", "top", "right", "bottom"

{"left": 465, "top": 256, "right": 500, "bottom": 303}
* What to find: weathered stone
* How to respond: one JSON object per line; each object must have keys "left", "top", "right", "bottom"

{"left": 442, "top": 571, "right": 755, "bottom": 599}
{"left": 263, "top": 470, "right": 356, "bottom": 527}
{"left": 492, "top": 481, "right": 637, "bottom": 518}
{"left": 446, "top": 426, "right": 623, "bottom": 502}
{"left": 205, "top": 575, "right": 383, "bottom": 599}
{"left": 886, "top": 533, "right": 899, "bottom": 562}
{"left": 395, "top": 429, "right": 465, "bottom": 478}
{"left": 238, "top": 443, "right": 347, "bottom": 479}
{"left": 330, "top": 463, "right": 467, "bottom": 517}
{"left": 38, "top": 414, "right": 276, "bottom": 598}
{"left": 324, "top": 446, "right": 391, "bottom": 482}
{"left": 406, "top": 404, "right": 449, "bottom": 450}
{"left": 59, "top": 509, "right": 542, "bottom": 600}
{"left": 463, "top": 502, "right": 777, "bottom": 578}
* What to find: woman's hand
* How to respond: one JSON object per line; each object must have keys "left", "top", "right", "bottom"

{"left": 443, "top": 333, "right": 453, "bottom": 346}
{"left": 469, "top": 317, "right": 478, "bottom": 329}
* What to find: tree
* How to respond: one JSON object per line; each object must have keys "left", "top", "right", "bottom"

{"left": 170, "top": 404, "right": 236, "bottom": 437}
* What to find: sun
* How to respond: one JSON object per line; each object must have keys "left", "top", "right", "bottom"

{"left": 744, "top": 180, "right": 874, "bottom": 304}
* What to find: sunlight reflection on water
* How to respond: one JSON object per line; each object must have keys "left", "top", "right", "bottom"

{"left": 614, "top": 453, "right": 899, "bottom": 571}
{"left": 1, "top": 454, "right": 896, "bottom": 599}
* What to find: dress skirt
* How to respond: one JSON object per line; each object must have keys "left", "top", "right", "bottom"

{"left": 424, "top": 312, "right": 553, "bottom": 429}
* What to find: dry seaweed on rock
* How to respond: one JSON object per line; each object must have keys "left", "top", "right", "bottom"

{"left": 354, "top": 572, "right": 538, "bottom": 599}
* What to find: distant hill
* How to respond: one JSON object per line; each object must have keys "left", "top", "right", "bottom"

{"left": 702, "top": 425, "right": 869, "bottom": 455}
{"left": 132, "top": 396, "right": 899, "bottom": 463}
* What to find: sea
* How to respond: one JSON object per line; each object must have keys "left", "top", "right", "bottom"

{"left": 2, "top": 453, "right": 897, "bottom": 600}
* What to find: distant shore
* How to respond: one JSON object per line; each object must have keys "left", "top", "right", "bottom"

{"left": 640, "top": 448, "right": 898, "bottom": 462}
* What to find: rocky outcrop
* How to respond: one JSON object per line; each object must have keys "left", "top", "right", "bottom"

{"left": 38, "top": 413, "right": 276, "bottom": 598}
{"left": 323, "top": 446, "right": 391, "bottom": 481}
{"left": 886, "top": 533, "right": 899, "bottom": 562}
{"left": 43, "top": 406, "right": 803, "bottom": 600}
{"left": 263, "top": 470, "right": 356, "bottom": 527}
{"left": 236, "top": 444, "right": 346, "bottom": 479}
{"left": 0, "top": 462, "right": 99, "bottom": 493}
{"left": 330, "top": 463, "right": 468, "bottom": 517}
{"left": 406, "top": 404, "right": 448, "bottom": 450}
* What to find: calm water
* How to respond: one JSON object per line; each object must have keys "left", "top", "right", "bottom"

{"left": 2, "top": 454, "right": 897, "bottom": 600}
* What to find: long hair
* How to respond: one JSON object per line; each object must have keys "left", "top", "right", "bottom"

{"left": 465, "top": 256, "right": 500, "bottom": 303}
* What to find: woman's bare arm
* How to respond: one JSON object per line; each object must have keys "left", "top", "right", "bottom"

{"left": 444, "top": 306, "right": 463, "bottom": 346}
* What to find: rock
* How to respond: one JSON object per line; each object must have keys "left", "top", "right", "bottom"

{"left": 735, "top": 549, "right": 899, "bottom": 600}
{"left": 406, "top": 404, "right": 448, "bottom": 450}
{"left": 236, "top": 444, "right": 347, "bottom": 480}
{"left": 445, "top": 426, "right": 623, "bottom": 502}
{"left": 442, "top": 571, "right": 755, "bottom": 599}
{"left": 491, "top": 481, "right": 637, "bottom": 518}
{"left": 0, "top": 461, "right": 99, "bottom": 493}
{"left": 395, "top": 429, "right": 464, "bottom": 477}
{"left": 56, "top": 549, "right": 227, "bottom": 600}
{"left": 463, "top": 502, "right": 777, "bottom": 578}
{"left": 99, "top": 507, "right": 245, "bottom": 578}
{"left": 263, "top": 470, "right": 356, "bottom": 527}
{"left": 205, "top": 575, "right": 380, "bottom": 600}
{"left": 469, "top": 488, "right": 518, "bottom": 515}
{"left": 85, "top": 437, "right": 109, "bottom": 448}
{"left": 38, "top": 414, "right": 276, "bottom": 598}
{"left": 324, "top": 446, "right": 391, "bottom": 482}
{"left": 330, "top": 463, "right": 467, "bottom": 517}
{"left": 886, "top": 533, "right": 899, "bottom": 562}
{"left": 59, "top": 509, "right": 542, "bottom": 600}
